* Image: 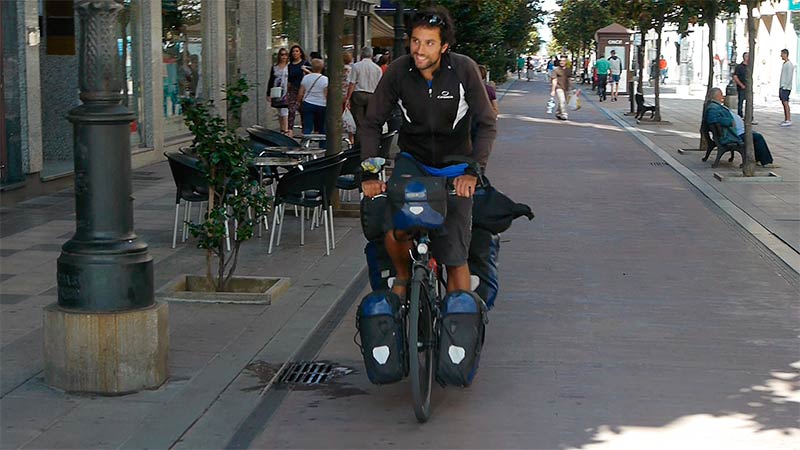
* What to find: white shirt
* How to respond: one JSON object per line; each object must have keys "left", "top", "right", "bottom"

{"left": 347, "top": 58, "right": 383, "bottom": 93}
{"left": 300, "top": 74, "right": 328, "bottom": 107}
{"left": 780, "top": 60, "right": 795, "bottom": 90}
{"left": 609, "top": 56, "right": 623, "bottom": 75}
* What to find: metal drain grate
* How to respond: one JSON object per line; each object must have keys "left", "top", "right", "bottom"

{"left": 278, "top": 361, "right": 333, "bottom": 385}
{"left": 649, "top": 161, "right": 668, "bottom": 167}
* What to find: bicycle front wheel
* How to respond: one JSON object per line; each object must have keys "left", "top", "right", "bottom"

{"left": 408, "top": 266, "right": 434, "bottom": 423}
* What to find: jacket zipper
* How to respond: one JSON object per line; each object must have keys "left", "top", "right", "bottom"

{"left": 428, "top": 78, "right": 438, "bottom": 166}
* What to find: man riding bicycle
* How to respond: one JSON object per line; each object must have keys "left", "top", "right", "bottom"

{"left": 360, "top": 6, "right": 497, "bottom": 300}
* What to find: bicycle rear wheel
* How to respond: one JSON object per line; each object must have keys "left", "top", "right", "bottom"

{"left": 408, "top": 266, "right": 434, "bottom": 423}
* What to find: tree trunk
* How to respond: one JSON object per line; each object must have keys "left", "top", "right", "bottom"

{"left": 325, "top": 0, "right": 345, "bottom": 156}
{"left": 654, "top": 25, "right": 662, "bottom": 122}
{"left": 637, "top": 27, "right": 648, "bottom": 95}
{"left": 700, "top": 18, "right": 716, "bottom": 152}
{"left": 706, "top": 19, "right": 715, "bottom": 90}
{"left": 742, "top": 2, "right": 757, "bottom": 177}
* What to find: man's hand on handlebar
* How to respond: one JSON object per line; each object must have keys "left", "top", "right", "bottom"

{"left": 362, "top": 179, "right": 386, "bottom": 198}
{"left": 453, "top": 174, "right": 477, "bottom": 198}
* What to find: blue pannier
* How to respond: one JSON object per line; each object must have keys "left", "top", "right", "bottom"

{"left": 356, "top": 290, "right": 407, "bottom": 384}
{"left": 436, "top": 290, "right": 487, "bottom": 387}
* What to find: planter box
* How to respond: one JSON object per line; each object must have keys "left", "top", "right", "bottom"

{"left": 157, "top": 275, "right": 290, "bottom": 305}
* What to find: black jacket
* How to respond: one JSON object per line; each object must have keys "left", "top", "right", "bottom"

{"left": 360, "top": 52, "right": 496, "bottom": 174}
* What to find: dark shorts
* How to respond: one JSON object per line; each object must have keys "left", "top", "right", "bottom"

{"left": 779, "top": 88, "right": 791, "bottom": 102}
{"left": 611, "top": 74, "right": 620, "bottom": 83}
{"left": 384, "top": 156, "right": 472, "bottom": 267}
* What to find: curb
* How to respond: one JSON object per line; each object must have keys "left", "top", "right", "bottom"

{"left": 590, "top": 97, "right": 800, "bottom": 275}
{"left": 222, "top": 264, "right": 368, "bottom": 449}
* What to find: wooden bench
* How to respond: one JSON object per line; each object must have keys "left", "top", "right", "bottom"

{"left": 635, "top": 93, "right": 656, "bottom": 120}
{"left": 705, "top": 121, "right": 744, "bottom": 168}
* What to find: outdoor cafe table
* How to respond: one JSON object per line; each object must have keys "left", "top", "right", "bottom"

{"left": 262, "top": 146, "right": 327, "bottom": 160}
{"left": 296, "top": 133, "right": 327, "bottom": 149}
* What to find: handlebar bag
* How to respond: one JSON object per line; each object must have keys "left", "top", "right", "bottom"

{"left": 436, "top": 290, "right": 488, "bottom": 387}
{"left": 387, "top": 176, "right": 447, "bottom": 231}
{"left": 356, "top": 290, "right": 407, "bottom": 384}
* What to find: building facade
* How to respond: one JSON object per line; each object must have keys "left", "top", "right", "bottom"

{"left": 643, "top": 3, "right": 798, "bottom": 99}
{"left": 1, "top": 0, "right": 380, "bottom": 197}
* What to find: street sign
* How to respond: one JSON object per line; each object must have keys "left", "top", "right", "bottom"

{"left": 633, "top": 34, "right": 642, "bottom": 46}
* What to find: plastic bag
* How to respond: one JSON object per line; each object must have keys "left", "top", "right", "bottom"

{"left": 342, "top": 107, "right": 357, "bottom": 134}
{"left": 568, "top": 89, "right": 582, "bottom": 111}
{"left": 546, "top": 97, "right": 555, "bottom": 114}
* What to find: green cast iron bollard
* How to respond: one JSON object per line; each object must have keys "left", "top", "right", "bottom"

{"left": 57, "top": 0, "right": 153, "bottom": 312}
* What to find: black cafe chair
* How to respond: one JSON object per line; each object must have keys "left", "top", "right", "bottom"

{"left": 336, "top": 148, "right": 364, "bottom": 201}
{"left": 164, "top": 151, "right": 230, "bottom": 250}
{"left": 247, "top": 126, "right": 301, "bottom": 148}
{"left": 268, "top": 157, "right": 344, "bottom": 256}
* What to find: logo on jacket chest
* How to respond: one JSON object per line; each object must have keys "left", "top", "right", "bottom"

{"left": 436, "top": 90, "right": 454, "bottom": 100}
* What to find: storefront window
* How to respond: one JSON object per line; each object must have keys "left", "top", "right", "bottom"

{"left": 120, "top": 0, "right": 143, "bottom": 147}
{"left": 162, "top": 0, "right": 202, "bottom": 138}
{"left": 271, "top": 0, "right": 301, "bottom": 51}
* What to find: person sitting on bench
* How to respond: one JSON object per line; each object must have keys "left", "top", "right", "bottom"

{"left": 705, "top": 87, "right": 773, "bottom": 167}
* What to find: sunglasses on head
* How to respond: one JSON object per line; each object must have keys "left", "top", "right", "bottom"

{"left": 417, "top": 13, "right": 447, "bottom": 28}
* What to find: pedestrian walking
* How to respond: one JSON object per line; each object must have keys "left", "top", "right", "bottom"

{"left": 267, "top": 47, "right": 290, "bottom": 134}
{"left": 608, "top": 49, "right": 623, "bottom": 102}
{"left": 732, "top": 52, "right": 753, "bottom": 121}
{"left": 550, "top": 55, "right": 571, "bottom": 120}
{"left": 517, "top": 55, "right": 525, "bottom": 79}
{"left": 779, "top": 48, "right": 794, "bottom": 127}
{"left": 659, "top": 55, "right": 667, "bottom": 84}
{"left": 286, "top": 44, "right": 312, "bottom": 137}
{"left": 344, "top": 46, "right": 383, "bottom": 144}
{"left": 594, "top": 54, "right": 610, "bottom": 102}
{"left": 297, "top": 58, "right": 328, "bottom": 137}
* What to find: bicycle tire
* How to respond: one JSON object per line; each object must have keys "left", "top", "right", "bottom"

{"left": 408, "top": 265, "right": 434, "bottom": 423}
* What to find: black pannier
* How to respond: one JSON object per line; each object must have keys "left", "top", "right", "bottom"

{"left": 436, "top": 290, "right": 487, "bottom": 387}
{"left": 360, "top": 194, "right": 387, "bottom": 241}
{"left": 468, "top": 228, "right": 500, "bottom": 310}
{"left": 364, "top": 239, "right": 395, "bottom": 291}
{"left": 356, "top": 290, "right": 407, "bottom": 384}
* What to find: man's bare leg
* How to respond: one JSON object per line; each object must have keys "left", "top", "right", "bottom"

{"left": 385, "top": 229, "right": 412, "bottom": 298}
{"left": 783, "top": 100, "right": 791, "bottom": 122}
{"left": 446, "top": 264, "right": 472, "bottom": 293}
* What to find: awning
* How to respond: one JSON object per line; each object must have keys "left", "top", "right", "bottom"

{"left": 370, "top": 12, "right": 394, "bottom": 39}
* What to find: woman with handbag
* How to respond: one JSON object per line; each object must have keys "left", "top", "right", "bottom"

{"left": 267, "top": 48, "right": 290, "bottom": 134}
{"left": 297, "top": 58, "right": 329, "bottom": 137}
{"left": 286, "top": 45, "right": 312, "bottom": 137}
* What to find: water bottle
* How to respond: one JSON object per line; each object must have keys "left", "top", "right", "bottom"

{"left": 546, "top": 97, "right": 555, "bottom": 114}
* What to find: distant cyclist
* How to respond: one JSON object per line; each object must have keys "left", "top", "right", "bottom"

{"left": 359, "top": 5, "right": 497, "bottom": 299}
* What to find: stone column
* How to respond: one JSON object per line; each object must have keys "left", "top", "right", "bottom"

{"left": 21, "top": 0, "right": 43, "bottom": 174}
{"left": 45, "top": 0, "right": 168, "bottom": 395}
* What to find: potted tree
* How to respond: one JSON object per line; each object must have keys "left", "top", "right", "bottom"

{"left": 159, "top": 77, "right": 289, "bottom": 304}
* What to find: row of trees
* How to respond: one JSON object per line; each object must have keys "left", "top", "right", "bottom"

{"left": 408, "top": 0, "right": 546, "bottom": 81}
{"left": 550, "top": 0, "right": 774, "bottom": 176}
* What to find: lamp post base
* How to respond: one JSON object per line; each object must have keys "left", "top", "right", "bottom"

{"left": 43, "top": 301, "right": 169, "bottom": 395}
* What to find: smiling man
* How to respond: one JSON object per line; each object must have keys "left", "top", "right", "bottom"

{"left": 359, "top": 6, "right": 497, "bottom": 298}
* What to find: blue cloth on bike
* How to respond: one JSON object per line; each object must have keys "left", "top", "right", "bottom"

{"left": 399, "top": 152, "right": 467, "bottom": 178}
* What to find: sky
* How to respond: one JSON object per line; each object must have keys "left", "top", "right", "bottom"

{"left": 538, "top": 0, "right": 561, "bottom": 45}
